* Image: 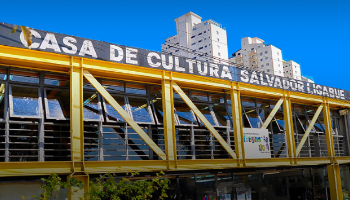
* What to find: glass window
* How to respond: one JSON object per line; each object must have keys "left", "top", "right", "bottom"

{"left": 128, "top": 97, "right": 153, "bottom": 123}
{"left": 44, "top": 73, "right": 70, "bottom": 87}
{"left": 197, "top": 104, "right": 216, "bottom": 126}
{"left": 126, "top": 83, "right": 146, "bottom": 95}
{"left": 212, "top": 104, "right": 230, "bottom": 126}
{"left": 102, "top": 80, "right": 124, "bottom": 93}
{"left": 83, "top": 92, "right": 102, "bottom": 121}
{"left": 175, "top": 101, "right": 197, "bottom": 125}
{"left": 191, "top": 91, "right": 208, "bottom": 102}
{"left": 104, "top": 95, "right": 126, "bottom": 122}
{"left": 10, "top": 69, "right": 39, "bottom": 84}
{"left": 0, "top": 83, "right": 5, "bottom": 119}
{"left": 10, "top": 86, "right": 42, "bottom": 118}
{"left": 0, "top": 67, "right": 7, "bottom": 80}
{"left": 45, "top": 89, "right": 70, "bottom": 119}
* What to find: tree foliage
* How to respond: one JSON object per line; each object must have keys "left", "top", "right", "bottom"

{"left": 84, "top": 171, "right": 170, "bottom": 200}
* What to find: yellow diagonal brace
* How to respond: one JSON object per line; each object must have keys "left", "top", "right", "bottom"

{"left": 83, "top": 70, "right": 166, "bottom": 160}
{"left": 261, "top": 98, "right": 284, "bottom": 129}
{"left": 172, "top": 82, "right": 237, "bottom": 159}
{"left": 295, "top": 104, "right": 323, "bottom": 156}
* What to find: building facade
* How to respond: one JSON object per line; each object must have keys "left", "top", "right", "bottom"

{"left": 283, "top": 60, "right": 302, "bottom": 80}
{"left": 230, "top": 37, "right": 284, "bottom": 77}
{"left": 161, "top": 12, "right": 229, "bottom": 65}
{"left": 0, "top": 22, "right": 350, "bottom": 200}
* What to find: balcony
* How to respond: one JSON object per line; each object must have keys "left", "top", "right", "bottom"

{"left": 248, "top": 50, "right": 257, "bottom": 55}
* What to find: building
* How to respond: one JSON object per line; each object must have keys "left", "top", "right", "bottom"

{"left": 1, "top": 22, "right": 350, "bottom": 200}
{"left": 230, "top": 37, "right": 284, "bottom": 77}
{"left": 283, "top": 60, "right": 302, "bottom": 80}
{"left": 161, "top": 12, "right": 229, "bottom": 65}
{"left": 302, "top": 75, "right": 315, "bottom": 83}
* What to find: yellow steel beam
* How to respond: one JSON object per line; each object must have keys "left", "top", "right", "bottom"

{"left": 231, "top": 83, "right": 245, "bottom": 164}
{"left": 68, "top": 174, "right": 89, "bottom": 200}
{"left": 172, "top": 82, "right": 237, "bottom": 159}
{"left": 327, "top": 164, "right": 343, "bottom": 200}
{"left": 83, "top": 70, "right": 166, "bottom": 160}
{"left": 283, "top": 96, "right": 296, "bottom": 162}
{"left": 323, "top": 102, "right": 336, "bottom": 157}
{"left": 1, "top": 45, "right": 350, "bottom": 108}
{"left": 295, "top": 104, "right": 324, "bottom": 156}
{"left": 162, "top": 76, "right": 176, "bottom": 165}
{"left": 70, "top": 57, "right": 84, "bottom": 162}
{"left": 261, "top": 97, "right": 284, "bottom": 129}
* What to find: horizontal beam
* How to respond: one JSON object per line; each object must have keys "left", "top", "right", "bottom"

{"left": 0, "top": 45, "right": 349, "bottom": 108}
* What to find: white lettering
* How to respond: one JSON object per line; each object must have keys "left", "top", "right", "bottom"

{"left": 40, "top": 33, "right": 61, "bottom": 52}
{"left": 174, "top": 57, "right": 184, "bottom": 72}
{"left": 340, "top": 90, "right": 345, "bottom": 99}
{"left": 315, "top": 85, "right": 322, "bottom": 95}
{"left": 241, "top": 70, "right": 249, "bottom": 82}
{"left": 297, "top": 81, "right": 304, "bottom": 92}
{"left": 265, "top": 74, "right": 275, "bottom": 87}
{"left": 197, "top": 61, "right": 208, "bottom": 75}
{"left": 274, "top": 77, "right": 282, "bottom": 88}
{"left": 110, "top": 45, "right": 124, "bottom": 62}
{"left": 125, "top": 47, "right": 137, "bottom": 64}
{"left": 147, "top": 52, "right": 161, "bottom": 68}
{"left": 161, "top": 54, "right": 173, "bottom": 70}
{"left": 329, "top": 87, "right": 335, "bottom": 98}
{"left": 79, "top": 40, "right": 97, "bottom": 58}
{"left": 62, "top": 36, "right": 77, "bottom": 54}
{"left": 282, "top": 79, "right": 290, "bottom": 90}
{"left": 260, "top": 73, "right": 267, "bottom": 86}
{"left": 322, "top": 86, "right": 329, "bottom": 97}
{"left": 20, "top": 29, "right": 41, "bottom": 48}
{"left": 221, "top": 66, "right": 232, "bottom": 80}
{"left": 209, "top": 63, "right": 220, "bottom": 78}
{"left": 290, "top": 80, "right": 298, "bottom": 91}
{"left": 186, "top": 59, "right": 195, "bottom": 73}
{"left": 249, "top": 72, "right": 259, "bottom": 84}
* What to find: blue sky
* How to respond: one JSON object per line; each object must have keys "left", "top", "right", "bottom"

{"left": 1, "top": 0, "right": 349, "bottom": 90}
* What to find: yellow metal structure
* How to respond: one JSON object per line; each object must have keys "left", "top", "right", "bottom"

{"left": 172, "top": 82, "right": 237, "bottom": 159}
{"left": 295, "top": 104, "right": 324, "bottom": 156}
{"left": 0, "top": 45, "right": 349, "bottom": 199}
{"left": 260, "top": 97, "right": 284, "bottom": 129}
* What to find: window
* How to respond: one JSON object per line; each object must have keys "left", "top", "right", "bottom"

{"left": 260, "top": 59, "right": 263, "bottom": 61}
{"left": 204, "top": 22, "right": 208, "bottom": 26}
{"left": 198, "top": 33, "right": 202, "bottom": 36}
{"left": 192, "top": 50, "right": 196, "bottom": 52}
{"left": 204, "top": 31, "right": 206, "bottom": 33}
{"left": 265, "top": 57, "right": 268, "bottom": 60}
{"left": 258, "top": 46, "right": 261, "bottom": 48}
{"left": 216, "top": 31, "right": 219, "bottom": 35}
{"left": 191, "top": 35, "right": 195, "bottom": 39}
{"left": 45, "top": 89, "right": 70, "bottom": 119}
{"left": 260, "top": 52, "right": 263, "bottom": 56}
{"left": 277, "top": 58, "right": 280, "bottom": 61}
{"left": 218, "top": 52, "right": 221, "bottom": 56}
{"left": 266, "top": 63, "right": 269, "bottom": 66}
{"left": 278, "top": 64, "right": 280, "bottom": 67}
{"left": 205, "top": 45, "right": 207, "bottom": 48}
{"left": 193, "top": 27, "right": 197, "bottom": 31}
{"left": 198, "top": 40, "right": 202, "bottom": 43}
{"left": 261, "top": 65, "right": 264, "bottom": 68}
{"left": 277, "top": 52, "right": 279, "bottom": 55}
{"left": 217, "top": 38, "right": 219, "bottom": 42}
{"left": 279, "top": 70, "right": 281, "bottom": 73}
{"left": 265, "top": 51, "right": 268, "bottom": 54}
{"left": 175, "top": 50, "right": 179, "bottom": 52}
{"left": 267, "top": 69, "right": 270, "bottom": 72}
{"left": 128, "top": 97, "right": 153, "bottom": 123}
{"left": 217, "top": 45, "right": 220, "bottom": 49}
{"left": 251, "top": 48, "right": 254, "bottom": 50}
{"left": 10, "top": 86, "right": 42, "bottom": 118}
{"left": 192, "top": 43, "right": 196, "bottom": 46}
{"left": 199, "top": 47, "right": 203, "bottom": 50}
{"left": 193, "top": 57, "right": 197, "bottom": 59}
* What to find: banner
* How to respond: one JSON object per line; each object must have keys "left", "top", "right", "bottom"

{"left": 0, "top": 22, "right": 349, "bottom": 101}
{"left": 243, "top": 128, "right": 271, "bottom": 159}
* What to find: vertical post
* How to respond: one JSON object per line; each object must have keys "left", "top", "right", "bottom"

{"left": 283, "top": 95, "right": 296, "bottom": 164}
{"left": 162, "top": 73, "right": 176, "bottom": 168}
{"left": 327, "top": 164, "right": 343, "bottom": 200}
{"left": 323, "top": 101, "right": 335, "bottom": 158}
{"left": 70, "top": 57, "right": 84, "bottom": 163}
{"left": 231, "top": 83, "right": 244, "bottom": 166}
{"left": 69, "top": 57, "right": 86, "bottom": 200}
{"left": 38, "top": 71, "right": 44, "bottom": 161}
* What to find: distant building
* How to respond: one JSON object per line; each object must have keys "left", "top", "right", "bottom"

{"left": 283, "top": 60, "right": 301, "bottom": 80}
{"left": 161, "top": 12, "right": 229, "bottom": 64}
{"left": 302, "top": 76, "right": 315, "bottom": 83}
{"left": 229, "top": 37, "right": 284, "bottom": 77}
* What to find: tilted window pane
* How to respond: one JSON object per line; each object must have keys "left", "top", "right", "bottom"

{"left": 212, "top": 104, "right": 230, "bottom": 126}
{"left": 126, "top": 83, "right": 146, "bottom": 95}
{"left": 150, "top": 96, "right": 163, "bottom": 124}
{"left": 10, "top": 70, "right": 39, "bottom": 84}
{"left": 128, "top": 97, "right": 153, "bottom": 123}
{"left": 11, "top": 86, "right": 41, "bottom": 117}
{"left": 257, "top": 99, "right": 269, "bottom": 108}
{"left": 0, "top": 83, "right": 5, "bottom": 119}
{"left": 105, "top": 95, "right": 126, "bottom": 122}
{"left": 83, "top": 92, "right": 102, "bottom": 121}
{"left": 243, "top": 108, "right": 261, "bottom": 128}
{"left": 191, "top": 91, "right": 208, "bottom": 102}
{"left": 46, "top": 89, "right": 70, "bottom": 119}
{"left": 174, "top": 101, "right": 197, "bottom": 125}
{"left": 197, "top": 104, "right": 216, "bottom": 126}
{"left": 44, "top": 74, "right": 70, "bottom": 87}
{"left": 209, "top": 94, "right": 224, "bottom": 104}
{"left": 102, "top": 80, "right": 124, "bottom": 93}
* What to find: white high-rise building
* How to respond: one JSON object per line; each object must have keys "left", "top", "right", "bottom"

{"left": 161, "top": 12, "right": 229, "bottom": 64}
{"left": 229, "top": 37, "right": 284, "bottom": 77}
{"left": 283, "top": 60, "right": 301, "bottom": 80}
